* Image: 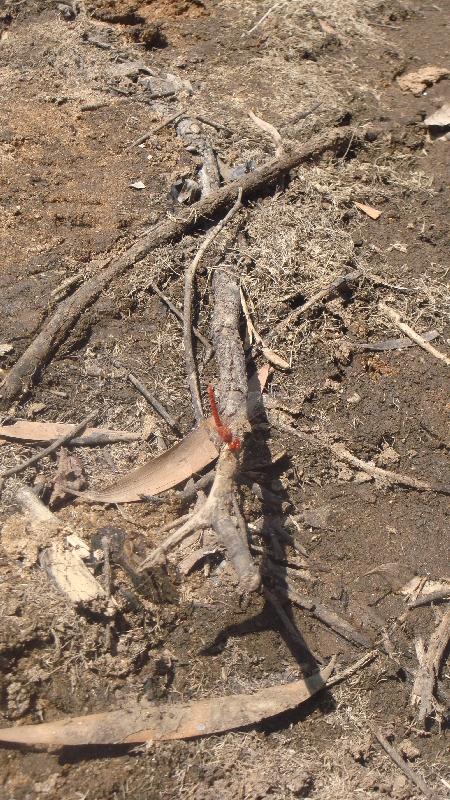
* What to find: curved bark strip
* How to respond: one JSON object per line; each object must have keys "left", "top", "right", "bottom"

{"left": 0, "top": 128, "right": 353, "bottom": 408}
{"left": 0, "top": 661, "right": 334, "bottom": 747}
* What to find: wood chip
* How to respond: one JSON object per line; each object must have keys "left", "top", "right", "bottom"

{"left": 355, "top": 202, "right": 382, "bottom": 220}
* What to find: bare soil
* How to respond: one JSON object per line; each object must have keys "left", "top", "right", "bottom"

{"left": 0, "top": 1, "right": 449, "bottom": 799}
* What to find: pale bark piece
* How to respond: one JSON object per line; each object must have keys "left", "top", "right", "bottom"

{"left": 355, "top": 202, "right": 382, "bottom": 220}
{"left": 424, "top": 103, "right": 450, "bottom": 128}
{"left": 0, "top": 421, "right": 141, "bottom": 446}
{"left": 40, "top": 544, "right": 106, "bottom": 605}
{"left": 397, "top": 66, "right": 449, "bottom": 95}
{"left": 0, "top": 661, "right": 334, "bottom": 746}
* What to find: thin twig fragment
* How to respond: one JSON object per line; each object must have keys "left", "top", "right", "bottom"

{"left": 371, "top": 727, "right": 439, "bottom": 800}
{"left": 379, "top": 303, "right": 450, "bottom": 367}
{"left": 128, "top": 373, "right": 180, "bottom": 433}
{"left": 275, "top": 269, "right": 361, "bottom": 333}
{"left": 149, "top": 282, "right": 213, "bottom": 356}
{"left": 276, "top": 421, "right": 450, "bottom": 495}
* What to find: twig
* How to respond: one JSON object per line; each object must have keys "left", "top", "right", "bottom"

{"left": 355, "top": 330, "right": 439, "bottom": 353}
{"left": 411, "top": 609, "right": 450, "bottom": 725}
{"left": 193, "top": 114, "right": 232, "bottom": 136}
{"left": 379, "top": 303, "right": 450, "bottom": 367}
{"left": 243, "top": 2, "right": 284, "bottom": 36}
{"left": 281, "top": 583, "right": 372, "bottom": 648}
{"left": 1, "top": 411, "right": 97, "bottom": 480}
{"left": 149, "top": 282, "right": 213, "bottom": 357}
{"left": 183, "top": 189, "right": 243, "bottom": 423}
{"left": 126, "top": 108, "right": 188, "bottom": 149}
{"left": 0, "top": 128, "right": 354, "bottom": 408}
{"left": 128, "top": 373, "right": 180, "bottom": 433}
{"left": 275, "top": 269, "right": 361, "bottom": 333}
{"left": 248, "top": 110, "right": 283, "bottom": 157}
{"left": 275, "top": 421, "right": 450, "bottom": 495}
{"left": 371, "top": 727, "right": 439, "bottom": 800}
{"left": 326, "top": 650, "right": 379, "bottom": 687}
{"left": 280, "top": 101, "right": 323, "bottom": 127}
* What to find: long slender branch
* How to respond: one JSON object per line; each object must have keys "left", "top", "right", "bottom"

{"left": 0, "top": 128, "right": 353, "bottom": 408}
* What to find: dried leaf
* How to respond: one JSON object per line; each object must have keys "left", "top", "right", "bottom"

{"left": 82, "top": 423, "right": 219, "bottom": 504}
{"left": 0, "top": 343, "right": 13, "bottom": 357}
{"left": 355, "top": 202, "right": 382, "bottom": 220}
{"left": 397, "top": 66, "right": 449, "bottom": 95}
{"left": 0, "top": 660, "right": 334, "bottom": 746}
{"left": 130, "top": 180, "right": 146, "bottom": 190}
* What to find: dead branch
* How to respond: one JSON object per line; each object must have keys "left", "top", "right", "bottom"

{"left": 1, "top": 411, "right": 97, "bottom": 480}
{"left": 371, "top": 727, "right": 439, "bottom": 800}
{"left": 411, "top": 609, "right": 450, "bottom": 725}
{"left": 0, "top": 127, "right": 353, "bottom": 409}
{"left": 379, "top": 303, "right": 450, "bottom": 367}
{"left": 139, "top": 231, "right": 262, "bottom": 591}
{"left": 126, "top": 107, "right": 188, "bottom": 149}
{"left": 183, "top": 189, "right": 243, "bottom": 423}
{"left": 275, "top": 421, "right": 450, "bottom": 495}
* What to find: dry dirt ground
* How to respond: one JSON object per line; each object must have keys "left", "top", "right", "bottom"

{"left": 0, "top": 0, "right": 449, "bottom": 798}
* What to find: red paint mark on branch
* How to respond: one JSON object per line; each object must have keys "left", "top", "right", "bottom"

{"left": 207, "top": 385, "right": 241, "bottom": 451}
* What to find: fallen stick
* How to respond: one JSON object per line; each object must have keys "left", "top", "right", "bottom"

{"left": 183, "top": 189, "right": 243, "bottom": 423}
{"left": 275, "top": 269, "right": 361, "bottom": 333}
{"left": 379, "top": 303, "right": 450, "bottom": 367}
{"left": 193, "top": 114, "right": 232, "bottom": 136}
{"left": 149, "top": 281, "right": 213, "bottom": 356}
{"left": 243, "top": 1, "right": 283, "bottom": 37}
{"left": 276, "top": 421, "right": 450, "bottom": 495}
{"left": 371, "top": 727, "right": 439, "bottom": 800}
{"left": 128, "top": 373, "right": 180, "bottom": 433}
{"left": 1, "top": 411, "right": 97, "bottom": 480}
{"left": 0, "top": 420, "right": 141, "bottom": 447}
{"left": 0, "top": 658, "right": 335, "bottom": 747}
{"left": 0, "top": 127, "right": 353, "bottom": 408}
{"left": 411, "top": 609, "right": 450, "bottom": 725}
{"left": 264, "top": 587, "right": 320, "bottom": 658}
